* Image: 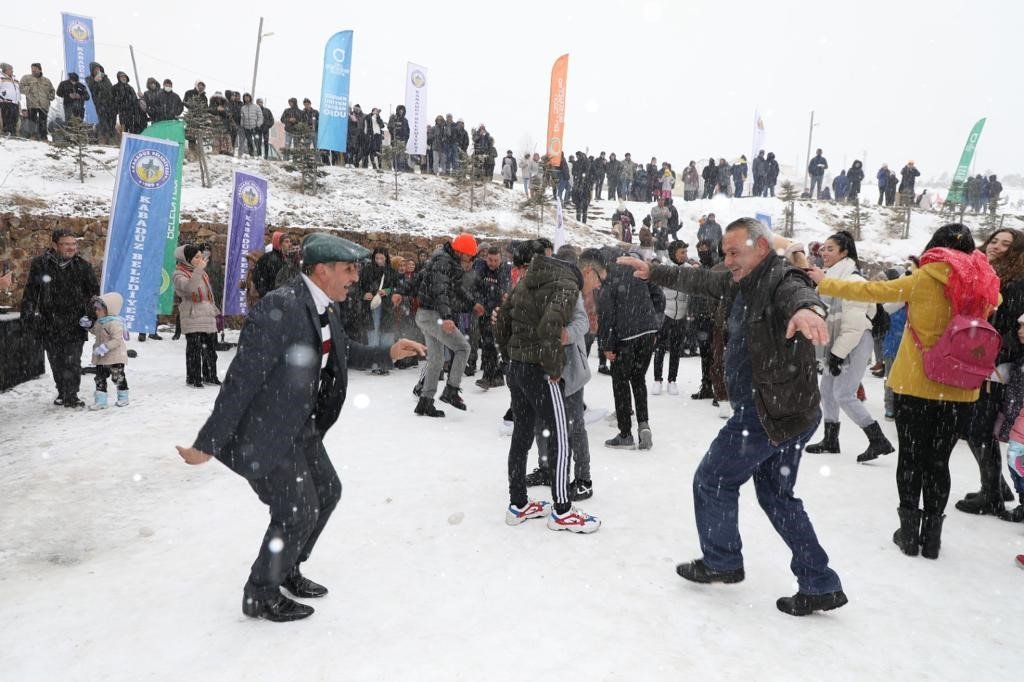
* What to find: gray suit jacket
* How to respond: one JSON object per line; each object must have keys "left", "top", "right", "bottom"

{"left": 194, "top": 279, "right": 391, "bottom": 480}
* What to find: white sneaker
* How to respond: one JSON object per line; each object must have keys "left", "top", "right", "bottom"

{"left": 547, "top": 506, "right": 601, "bottom": 533}
{"left": 652, "top": 381, "right": 663, "bottom": 395}
{"left": 667, "top": 382, "right": 679, "bottom": 395}
{"left": 506, "top": 500, "right": 551, "bottom": 526}
{"left": 718, "top": 402, "right": 733, "bottom": 420}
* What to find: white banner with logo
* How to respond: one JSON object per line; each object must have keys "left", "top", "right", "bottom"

{"left": 405, "top": 63, "right": 429, "bottom": 155}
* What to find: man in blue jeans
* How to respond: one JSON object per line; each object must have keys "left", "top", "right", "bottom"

{"left": 618, "top": 216, "right": 848, "bottom": 616}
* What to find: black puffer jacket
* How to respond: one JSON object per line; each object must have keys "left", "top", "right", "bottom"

{"left": 418, "top": 243, "right": 474, "bottom": 321}
{"left": 495, "top": 255, "right": 580, "bottom": 378}
{"left": 597, "top": 247, "right": 665, "bottom": 351}
{"left": 20, "top": 249, "right": 99, "bottom": 342}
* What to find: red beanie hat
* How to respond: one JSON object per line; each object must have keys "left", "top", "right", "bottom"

{"left": 452, "top": 234, "right": 478, "bottom": 256}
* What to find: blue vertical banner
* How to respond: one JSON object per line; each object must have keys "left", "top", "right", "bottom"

{"left": 60, "top": 12, "right": 98, "bottom": 124}
{"left": 755, "top": 212, "right": 772, "bottom": 229}
{"left": 101, "top": 135, "right": 181, "bottom": 333}
{"left": 317, "top": 30, "right": 353, "bottom": 152}
{"left": 223, "top": 170, "right": 269, "bottom": 316}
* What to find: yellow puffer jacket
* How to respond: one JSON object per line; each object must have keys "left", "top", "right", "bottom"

{"left": 817, "top": 262, "right": 978, "bottom": 403}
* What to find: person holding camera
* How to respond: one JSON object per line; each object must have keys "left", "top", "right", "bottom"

{"left": 173, "top": 244, "right": 220, "bottom": 388}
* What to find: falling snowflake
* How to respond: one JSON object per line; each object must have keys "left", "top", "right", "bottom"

{"left": 741, "top": 429, "right": 749, "bottom": 437}
{"left": 542, "top": 429, "right": 551, "bottom": 438}
{"left": 268, "top": 537, "right": 284, "bottom": 553}
{"left": 132, "top": 473, "right": 142, "bottom": 482}
{"left": 353, "top": 393, "right": 370, "bottom": 409}
{"left": 819, "top": 465, "right": 831, "bottom": 477}
{"left": 780, "top": 466, "right": 791, "bottom": 477}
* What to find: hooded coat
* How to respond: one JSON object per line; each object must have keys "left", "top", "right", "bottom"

{"left": 90, "top": 292, "right": 129, "bottom": 365}
{"left": 388, "top": 106, "right": 410, "bottom": 142}
{"left": 86, "top": 62, "right": 114, "bottom": 119}
{"left": 112, "top": 73, "right": 146, "bottom": 134}
{"left": 495, "top": 255, "right": 581, "bottom": 379}
{"left": 418, "top": 242, "right": 474, "bottom": 321}
{"left": 173, "top": 246, "right": 220, "bottom": 334}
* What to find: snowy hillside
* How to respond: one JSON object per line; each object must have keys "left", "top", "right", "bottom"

{"left": 0, "top": 137, "right": 603, "bottom": 245}
{"left": 2, "top": 136, "right": 1021, "bottom": 261}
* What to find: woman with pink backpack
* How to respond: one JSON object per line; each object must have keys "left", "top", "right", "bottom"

{"left": 808, "top": 224, "right": 1001, "bottom": 560}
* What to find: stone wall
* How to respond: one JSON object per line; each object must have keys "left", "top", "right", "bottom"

{"left": 0, "top": 212, "right": 454, "bottom": 309}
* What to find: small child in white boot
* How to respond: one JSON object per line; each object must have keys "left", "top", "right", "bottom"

{"left": 83, "top": 293, "right": 130, "bottom": 408}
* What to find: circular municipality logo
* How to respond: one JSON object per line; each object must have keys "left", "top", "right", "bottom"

{"left": 332, "top": 48, "right": 347, "bottom": 64}
{"left": 129, "top": 149, "right": 171, "bottom": 189}
{"left": 410, "top": 70, "right": 426, "bottom": 88}
{"left": 67, "top": 20, "right": 90, "bottom": 42}
{"left": 238, "top": 181, "right": 264, "bottom": 209}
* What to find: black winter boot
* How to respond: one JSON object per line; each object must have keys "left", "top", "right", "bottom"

{"left": 920, "top": 513, "right": 945, "bottom": 560}
{"left": 856, "top": 422, "right": 895, "bottom": 463}
{"left": 439, "top": 384, "right": 467, "bottom": 411}
{"left": 414, "top": 397, "right": 446, "bottom": 417}
{"left": 954, "top": 493, "right": 1005, "bottom": 516}
{"left": 892, "top": 507, "right": 921, "bottom": 556}
{"left": 806, "top": 422, "right": 841, "bottom": 454}
{"left": 968, "top": 478, "right": 1017, "bottom": 503}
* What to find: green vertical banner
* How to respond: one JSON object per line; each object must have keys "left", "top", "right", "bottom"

{"left": 142, "top": 120, "right": 186, "bottom": 314}
{"left": 945, "top": 118, "right": 986, "bottom": 205}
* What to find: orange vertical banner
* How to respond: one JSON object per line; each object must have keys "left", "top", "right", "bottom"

{"left": 546, "top": 54, "right": 569, "bottom": 166}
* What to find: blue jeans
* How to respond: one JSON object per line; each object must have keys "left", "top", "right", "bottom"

{"left": 367, "top": 306, "right": 395, "bottom": 348}
{"left": 809, "top": 174, "right": 824, "bottom": 198}
{"left": 693, "top": 403, "right": 842, "bottom": 594}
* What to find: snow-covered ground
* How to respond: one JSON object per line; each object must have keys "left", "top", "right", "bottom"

{"left": 0, "top": 333, "right": 1019, "bottom": 680}
{"left": 3, "top": 136, "right": 1022, "bottom": 264}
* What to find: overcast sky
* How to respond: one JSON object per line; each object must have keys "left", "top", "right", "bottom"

{"left": 4, "top": 0, "right": 1018, "bottom": 181}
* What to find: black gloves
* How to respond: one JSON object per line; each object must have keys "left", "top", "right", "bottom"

{"left": 828, "top": 353, "right": 844, "bottom": 377}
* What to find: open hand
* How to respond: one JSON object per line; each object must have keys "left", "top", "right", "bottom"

{"left": 176, "top": 445, "right": 212, "bottom": 465}
{"left": 616, "top": 256, "right": 650, "bottom": 280}
{"left": 390, "top": 338, "right": 427, "bottom": 361}
{"left": 786, "top": 308, "right": 830, "bottom": 346}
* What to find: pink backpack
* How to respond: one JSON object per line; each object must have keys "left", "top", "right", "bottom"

{"left": 908, "top": 314, "right": 1002, "bottom": 390}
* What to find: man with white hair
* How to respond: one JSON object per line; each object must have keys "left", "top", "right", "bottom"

{"left": 618, "top": 217, "right": 848, "bottom": 616}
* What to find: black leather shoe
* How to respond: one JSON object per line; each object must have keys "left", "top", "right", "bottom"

{"left": 242, "top": 593, "right": 314, "bottom": 622}
{"left": 776, "top": 590, "right": 848, "bottom": 616}
{"left": 675, "top": 559, "right": 745, "bottom": 584}
{"left": 282, "top": 572, "right": 328, "bottom": 598}
{"left": 204, "top": 377, "right": 222, "bottom": 386}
